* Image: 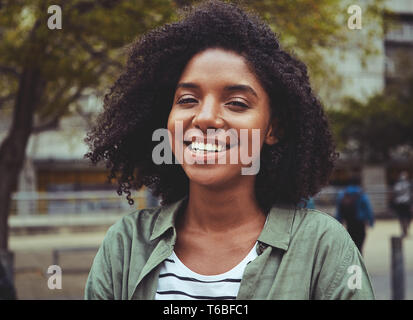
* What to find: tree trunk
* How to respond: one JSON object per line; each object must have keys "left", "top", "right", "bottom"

{"left": 0, "top": 67, "right": 45, "bottom": 250}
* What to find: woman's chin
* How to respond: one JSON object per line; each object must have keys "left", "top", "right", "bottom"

{"left": 183, "top": 165, "right": 241, "bottom": 189}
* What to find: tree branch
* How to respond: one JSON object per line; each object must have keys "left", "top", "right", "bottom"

{"left": 69, "top": 0, "right": 123, "bottom": 15}
{"left": 32, "top": 116, "right": 60, "bottom": 133}
{"left": 77, "top": 37, "right": 123, "bottom": 69}
{"left": 73, "top": 102, "right": 95, "bottom": 127}
{"left": 33, "top": 87, "right": 85, "bottom": 133}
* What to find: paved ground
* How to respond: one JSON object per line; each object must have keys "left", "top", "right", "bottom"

{"left": 362, "top": 220, "right": 413, "bottom": 299}
{"left": 7, "top": 218, "right": 413, "bottom": 300}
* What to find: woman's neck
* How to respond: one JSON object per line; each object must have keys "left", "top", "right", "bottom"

{"left": 181, "top": 179, "right": 265, "bottom": 233}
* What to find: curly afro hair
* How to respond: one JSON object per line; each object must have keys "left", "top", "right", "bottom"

{"left": 85, "top": 0, "right": 338, "bottom": 211}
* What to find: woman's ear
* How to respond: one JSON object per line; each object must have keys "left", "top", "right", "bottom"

{"left": 264, "top": 117, "right": 282, "bottom": 146}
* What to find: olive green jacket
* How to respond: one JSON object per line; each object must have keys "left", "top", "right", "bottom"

{"left": 85, "top": 198, "right": 375, "bottom": 300}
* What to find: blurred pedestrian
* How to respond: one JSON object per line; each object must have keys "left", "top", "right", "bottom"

{"left": 392, "top": 171, "right": 412, "bottom": 238}
{"left": 336, "top": 177, "right": 375, "bottom": 255}
{"left": 306, "top": 197, "right": 315, "bottom": 209}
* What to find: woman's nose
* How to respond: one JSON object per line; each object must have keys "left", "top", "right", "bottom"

{"left": 192, "top": 97, "right": 224, "bottom": 131}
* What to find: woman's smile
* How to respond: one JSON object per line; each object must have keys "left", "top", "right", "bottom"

{"left": 181, "top": 127, "right": 240, "bottom": 164}
{"left": 183, "top": 135, "right": 239, "bottom": 164}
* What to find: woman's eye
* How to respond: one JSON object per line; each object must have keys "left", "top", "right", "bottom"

{"left": 226, "top": 101, "right": 249, "bottom": 109}
{"left": 177, "top": 97, "right": 198, "bottom": 104}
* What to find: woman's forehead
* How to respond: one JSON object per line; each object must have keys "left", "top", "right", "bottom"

{"left": 182, "top": 48, "right": 249, "bottom": 72}
{"left": 177, "top": 48, "right": 264, "bottom": 93}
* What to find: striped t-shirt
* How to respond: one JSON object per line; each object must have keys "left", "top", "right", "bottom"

{"left": 155, "top": 243, "right": 258, "bottom": 300}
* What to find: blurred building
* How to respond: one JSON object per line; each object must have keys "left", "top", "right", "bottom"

{"left": 0, "top": 94, "right": 150, "bottom": 217}
{"left": 324, "top": 0, "right": 413, "bottom": 104}
{"left": 321, "top": 0, "right": 413, "bottom": 216}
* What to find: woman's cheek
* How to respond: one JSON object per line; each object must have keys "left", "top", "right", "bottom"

{"left": 168, "top": 112, "right": 190, "bottom": 165}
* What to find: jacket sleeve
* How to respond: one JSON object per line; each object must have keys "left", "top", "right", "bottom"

{"left": 312, "top": 218, "right": 375, "bottom": 300}
{"left": 324, "top": 243, "right": 375, "bottom": 300}
{"left": 84, "top": 228, "right": 115, "bottom": 300}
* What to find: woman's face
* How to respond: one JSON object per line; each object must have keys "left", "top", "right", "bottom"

{"left": 167, "top": 48, "right": 278, "bottom": 188}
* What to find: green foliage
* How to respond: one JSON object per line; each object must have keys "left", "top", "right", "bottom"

{"left": 242, "top": 0, "right": 385, "bottom": 100}
{"left": 327, "top": 77, "right": 413, "bottom": 163}
{"left": 0, "top": 0, "right": 177, "bottom": 123}
{"left": 0, "top": 0, "right": 385, "bottom": 122}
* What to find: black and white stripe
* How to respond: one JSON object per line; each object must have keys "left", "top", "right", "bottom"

{"left": 159, "top": 272, "right": 242, "bottom": 283}
{"left": 156, "top": 290, "right": 237, "bottom": 300}
{"left": 155, "top": 244, "right": 258, "bottom": 300}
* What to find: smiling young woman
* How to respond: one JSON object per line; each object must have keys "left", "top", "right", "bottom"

{"left": 168, "top": 47, "right": 276, "bottom": 276}
{"left": 84, "top": 0, "right": 375, "bottom": 300}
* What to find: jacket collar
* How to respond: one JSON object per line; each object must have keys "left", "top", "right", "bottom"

{"left": 149, "top": 197, "right": 296, "bottom": 251}
{"left": 149, "top": 197, "right": 187, "bottom": 241}
{"left": 257, "top": 205, "right": 296, "bottom": 251}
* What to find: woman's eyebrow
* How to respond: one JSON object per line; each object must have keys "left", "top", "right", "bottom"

{"left": 176, "top": 82, "right": 200, "bottom": 90}
{"left": 223, "top": 84, "right": 258, "bottom": 98}
{"left": 176, "top": 82, "right": 258, "bottom": 98}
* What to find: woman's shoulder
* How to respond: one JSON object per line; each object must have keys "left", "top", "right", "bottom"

{"left": 290, "top": 208, "right": 374, "bottom": 299}
{"left": 105, "top": 206, "right": 162, "bottom": 243}
{"left": 296, "top": 207, "right": 345, "bottom": 226}
{"left": 264, "top": 204, "right": 353, "bottom": 254}
{"left": 104, "top": 198, "right": 185, "bottom": 245}
{"left": 293, "top": 207, "right": 353, "bottom": 246}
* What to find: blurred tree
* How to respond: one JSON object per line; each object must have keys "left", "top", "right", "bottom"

{"left": 0, "top": 0, "right": 385, "bottom": 294}
{"left": 0, "top": 0, "right": 177, "bottom": 290}
{"left": 241, "top": 0, "right": 385, "bottom": 104}
{"left": 328, "top": 76, "right": 413, "bottom": 163}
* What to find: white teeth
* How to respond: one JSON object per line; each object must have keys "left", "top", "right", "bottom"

{"left": 189, "top": 142, "right": 224, "bottom": 152}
